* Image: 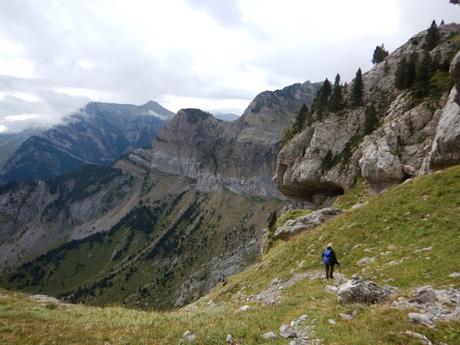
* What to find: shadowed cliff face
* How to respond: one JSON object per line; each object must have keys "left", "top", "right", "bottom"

{"left": 150, "top": 82, "right": 321, "bottom": 198}
{"left": 275, "top": 24, "right": 460, "bottom": 202}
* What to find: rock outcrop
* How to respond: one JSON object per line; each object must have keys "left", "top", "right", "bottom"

{"left": 151, "top": 82, "right": 321, "bottom": 198}
{"left": 337, "top": 276, "right": 397, "bottom": 304}
{"left": 1, "top": 101, "right": 172, "bottom": 183}
{"left": 276, "top": 24, "right": 460, "bottom": 201}
{"left": 274, "top": 208, "right": 342, "bottom": 240}
{"left": 429, "top": 51, "right": 460, "bottom": 168}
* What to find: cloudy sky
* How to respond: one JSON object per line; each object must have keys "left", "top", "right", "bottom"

{"left": 0, "top": 0, "right": 458, "bottom": 132}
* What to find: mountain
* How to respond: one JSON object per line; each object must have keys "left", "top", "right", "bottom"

{"left": 0, "top": 81, "right": 320, "bottom": 308}
{"left": 0, "top": 154, "right": 284, "bottom": 308}
{"left": 2, "top": 163, "right": 460, "bottom": 344}
{"left": 0, "top": 101, "right": 173, "bottom": 183}
{"left": 276, "top": 23, "right": 460, "bottom": 203}
{"left": 212, "top": 112, "right": 239, "bottom": 121}
{"left": 150, "top": 81, "right": 321, "bottom": 197}
{"left": 0, "top": 128, "right": 44, "bottom": 171}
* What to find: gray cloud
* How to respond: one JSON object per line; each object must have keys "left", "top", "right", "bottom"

{"left": 0, "top": 0, "right": 458, "bottom": 132}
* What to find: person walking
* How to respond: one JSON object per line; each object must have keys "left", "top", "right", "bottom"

{"left": 322, "top": 243, "right": 339, "bottom": 279}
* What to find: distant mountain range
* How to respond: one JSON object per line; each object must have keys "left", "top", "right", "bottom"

{"left": 0, "top": 101, "right": 173, "bottom": 183}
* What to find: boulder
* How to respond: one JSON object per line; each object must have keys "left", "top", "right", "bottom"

{"left": 274, "top": 208, "right": 342, "bottom": 240}
{"left": 337, "top": 276, "right": 397, "bottom": 304}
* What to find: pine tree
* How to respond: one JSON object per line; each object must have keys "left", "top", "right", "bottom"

{"left": 424, "top": 20, "right": 439, "bottom": 51}
{"left": 364, "top": 104, "right": 378, "bottom": 135}
{"left": 405, "top": 52, "right": 418, "bottom": 88}
{"left": 440, "top": 20, "right": 445, "bottom": 25}
{"left": 330, "top": 74, "right": 344, "bottom": 111}
{"left": 351, "top": 68, "right": 364, "bottom": 106}
{"left": 372, "top": 44, "right": 389, "bottom": 64}
{"left": 292, "top": 104, "right": 310, "bottom": 134}
{"left": 314, "top": 78, "right": 332, "bottom": 114}
{"left": 414, "top": 51, "right": 433, "bottom": 98}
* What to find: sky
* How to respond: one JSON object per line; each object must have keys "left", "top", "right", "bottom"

{"left": 0, "top": 0, "right": 458, "bottom": 133}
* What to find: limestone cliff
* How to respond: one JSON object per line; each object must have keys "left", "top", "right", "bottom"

{"left": 151, "top": 82, "right": 321, "bottom": 197}
{"left": 276, "top": 24, "right": 460, "bottom": 201}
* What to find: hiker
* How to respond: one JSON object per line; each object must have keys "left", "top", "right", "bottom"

{"left": 322, "top": 243, "right": 339, "bottom": 279}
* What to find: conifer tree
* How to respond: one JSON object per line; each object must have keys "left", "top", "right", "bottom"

{"left": 351, "top": 68, "right": 364, "bottom": 106}
{"left": 395, "top": 56, "right": 408, "bottom": 89}
{"left": 330, "top": 74, "right": 344, "bottom": 111}
{"left": 414, "top": 51, "right": 433, "bottom": 98}
{"left": 292, "top": 104, "right": 310, "bottom": 134}
{"left": 364, "top": 104, "right": 378, "bottom": 135}
{"left": 372, "top": 44, "right": 389, "bottom": 64}
{"left": 314, "top": 78, "right": 332, "bottom": 114}
{"left": 405, "top": 52, "right": 418, "bottom": 88}
{"left": 424, "top": 20, "right": 439, "bottom": 51}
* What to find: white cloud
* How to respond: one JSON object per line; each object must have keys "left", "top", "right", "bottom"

{"left": 4, "top": 113, "right": 43, "bottom": 122}
{"left": 0, "top": 124, "right": 7, "bottom": 133}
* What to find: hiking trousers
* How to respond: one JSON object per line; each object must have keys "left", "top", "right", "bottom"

{"left": 325, "top": 263, "right": 334, "bottom": 279}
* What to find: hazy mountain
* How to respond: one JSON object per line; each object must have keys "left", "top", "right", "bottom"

{"left": 0, "top": 101, "right": 173, "bottom": 183}
{"left": 0, "top": 128, "right": 44, "bottom": 171}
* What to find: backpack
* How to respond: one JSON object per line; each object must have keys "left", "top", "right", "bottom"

{"left": 323, "top": 249, "right": 333, "bottom": 264}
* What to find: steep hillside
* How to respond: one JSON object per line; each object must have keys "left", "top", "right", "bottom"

{"left": 0, "top": 157, "right": 284, "bottom": 309}
{"left": 0, "top": 101, "right": 173, "bottom": 183}
{"left": 276, "top": 24, "right": 460, "bottom": 203}
{"left": 0, "top": 128, "right": 43, "bottom": 171}
{"left": 151, "top": 82, "right": 321, "bottom": 197}
{"left": 1, "top": 165, "right": 459, "bottom": 344}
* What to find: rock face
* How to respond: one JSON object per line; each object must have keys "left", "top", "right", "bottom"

{"left": 275, "top": 24, "right": 460, "bottom": 201}
{"left": 429, "top": 51, "right": 460, "bottom": 168}
{"left": 274, "top": 208, "right": 342, "bottom": 240}
{"left": 337, "top": 276, "right": 397, "bottom": 304}
{"left": 1, "top": 101, "right": 173, "bottom": 183}
{"left": 151, "top": 82, "right": 321, "bottom": 198}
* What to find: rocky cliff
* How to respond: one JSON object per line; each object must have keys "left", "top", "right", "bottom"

{"left": 276, "top": 24, "right": 460, "bottom": 202}
{"left": 151, "top": 81, "right": 321, "bottom": 197}
{"left": 0, "top": 101, "right": 173, "bottom": 183}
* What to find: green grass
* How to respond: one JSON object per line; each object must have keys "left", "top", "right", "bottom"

{"left": 276, "top": 209, "right": 312, "bottom": 228}
{"left": 1, "top": 166, "right": 460, "bottom": 344}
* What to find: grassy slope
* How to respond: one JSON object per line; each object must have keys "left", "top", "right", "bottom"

{"left": 1, "top": 166, "right": 460, "bottom": 344}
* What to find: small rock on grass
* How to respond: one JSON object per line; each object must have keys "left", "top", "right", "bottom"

{"left": 405, "top": 331, "right": 432, "bottom": 345}
{"left": 328, "top": 319, "right": 336, "bottom": 325}
{"left": 226, "top": 334, "right": 233, "bottom": 343}
{"left": 449, "top": 272, "right": 460, "bottom": 278}
{"left": 262, "top": 331, "right": 277, "bottom": 340}
{"left": 339, "top": 313, "right": 353, "bottom": 321}
{"left": 183, "top": 331, "right": 196, "bottom": 343}
{"left": 408, "top": 312, "right": 434, "bottom": 327}
{"left": 279, "top": 324, "right": 297, "bottom": 338}
{"left": 239, "top": 305, "right": 250, "bottom": 312}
